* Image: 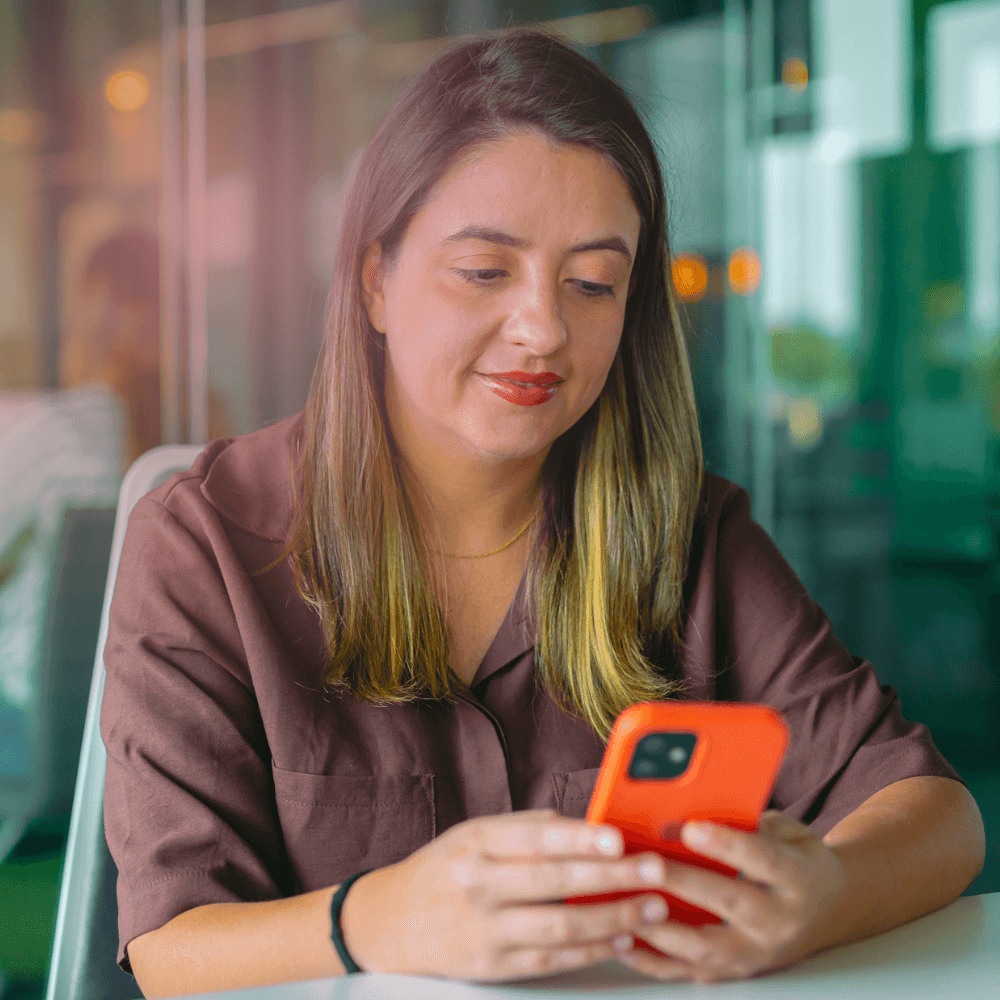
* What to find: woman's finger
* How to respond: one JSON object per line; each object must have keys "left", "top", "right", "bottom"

{"left": 501, "top": 939, "right": 623, "bottom": 980}
{"left": 620, "top": 928, "right": 762, "bottom": 985}
{"left": 616, "top": 946, "right": 696, "bottom": 981}
{"left": 467, "top": 853, "right": 667, "bottom": 904}
{"left": 637, "top": 919, "right": 733, "bottom": 968}
{"left": 680, "top": 822, "right": 805, "bottom": 891}
{"left": 656, "top": 858, "right": 776, "bottom": 929}
{"left": 494, "top": 895, "right": 668, "bottom": 949}
{"left": 468, "top": 812, "right": 624, "bottom": 860}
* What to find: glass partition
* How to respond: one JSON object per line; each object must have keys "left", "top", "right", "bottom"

{"left": 1, "top": 9, "right": 998, "bottom": 987}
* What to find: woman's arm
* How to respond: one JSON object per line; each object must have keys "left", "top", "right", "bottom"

{"left": 127, "top": 780, "right": 985, "bottom": 994}
{"left": 126, "top": 810, "right": 671, "bottom": 996}
{"left": 126, "top": 886, "right": 343, "bottom": 999}
{"left": 818, "top": 774, "right": 985, "bottom": 946}
{"left": 615, "top": 775, "right": 985, "bottom": 982}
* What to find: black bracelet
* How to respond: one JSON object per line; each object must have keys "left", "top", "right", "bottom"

{"left": 330, "top": 869, "right": 373, "bottom": 974}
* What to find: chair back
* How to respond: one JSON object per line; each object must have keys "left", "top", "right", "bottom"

{"left": 1, "top": 387, "right": 123, "bottom": 864}
{"left": 45, "top": 445, "right": 204, "bottom": 1000}
{"left": 0, "top": 509, "right": 117, "bottom": 870}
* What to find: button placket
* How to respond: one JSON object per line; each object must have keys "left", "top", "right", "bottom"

{"left": 454, "top": 689, "right": 514, "bottom": 816}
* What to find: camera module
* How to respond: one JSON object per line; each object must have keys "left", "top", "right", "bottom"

{"left": 628, "top": 731, "right": 697, "bottom": 779}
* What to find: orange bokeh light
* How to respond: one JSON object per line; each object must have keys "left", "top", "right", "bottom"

{"left": 672, "top": 254, "right": 709, "bottom": 302}
{"left": 105, "top": 70, "right": 150, "bottom": 112}
{"left": 0, "top": 108, "right": 34, "bottom": 147}
{"left": 728, "top": 247, "right": 761, "bottom": 296}
{"left": 782, "top": 57, "right": 808, "bottom": 93}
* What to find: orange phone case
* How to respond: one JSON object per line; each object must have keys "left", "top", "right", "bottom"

{"left": 567, "top": 701, "right": 788, "bottom": 935}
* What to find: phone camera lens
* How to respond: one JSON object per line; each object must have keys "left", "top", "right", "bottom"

{"left": 629, "top": 731, "right": 697, "bottom": 780}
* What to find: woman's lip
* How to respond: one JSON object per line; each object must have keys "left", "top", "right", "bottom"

{"left": 479, "top": 374, "right": 561, "bottom": 406}
{"left": 484, "top": 371, "right": 564, "bottom": 386}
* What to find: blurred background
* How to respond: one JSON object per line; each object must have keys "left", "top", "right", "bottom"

{"left": 1, "top": 1, "right": 998, "bottom": 996}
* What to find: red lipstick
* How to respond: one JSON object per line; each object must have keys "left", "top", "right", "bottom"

{"left": 486, "top": 371, "right": 563, "bottom": 386}
{"left": 479, "top": 371, "right": 564, "bottom": 407}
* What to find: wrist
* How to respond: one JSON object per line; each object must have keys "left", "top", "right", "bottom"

{"left": 339, "top": 866, "right": 394, "bottom": 974}
{"left": 330, "top": 871, "right": 373, "bottom": 974}
{"left": 806, "top": 846, "right": 863, "bottom": 954}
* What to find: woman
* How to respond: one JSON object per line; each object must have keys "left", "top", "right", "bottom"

{"left": 107, "top": 28, "right": 984, "bottom": 996}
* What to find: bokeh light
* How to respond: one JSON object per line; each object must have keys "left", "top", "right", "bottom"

{"left": 787, "top": 396, "right": 823, "bottom": 449}
{"left": 0, "top": 108, "right": 35, "bottom": 147}
{"left": 728, "top": 247, "right": 761, "bottom": 296}
{"left": 672, "top": 254, "right": 708, "bottom": 302}
{"left": 782, "top": 56, "right": 809, "bottom": 93}
{"left": 105, "top": 70, "right": 150, "bottom": 112}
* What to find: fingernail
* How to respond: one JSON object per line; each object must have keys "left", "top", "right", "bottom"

{"left": 612, "top": 934, "right": 633, "bottom": 951}
{"left": 641, "top": 898, "right": 667, "bottom": 922}
{"left": 638, "top": 859, "right": 662, "bottom": 882}
{"left": 596, "top": 828, "right": 621, "bottom": 854}
{"left": 683, "top": 822, "right": 712, "bottom": 846}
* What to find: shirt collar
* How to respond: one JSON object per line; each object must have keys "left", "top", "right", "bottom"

{"left": 199, "top": 412, "right": 302, "bottom": 543}
{"left": 469, "top": 563, "right": 536, "bottom": 688}
{"left": 199, "top": 410, "right": 538, "bottom": 680}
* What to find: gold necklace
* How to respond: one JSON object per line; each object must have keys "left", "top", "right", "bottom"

{"left": 440, "top": 514, "right": 536, "bottom": 559}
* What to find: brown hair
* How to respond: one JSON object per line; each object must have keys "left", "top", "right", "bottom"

{"left": 285, "top": 26, "right": 702, "bottom": 738}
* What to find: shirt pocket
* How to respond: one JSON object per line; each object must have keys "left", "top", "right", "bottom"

{"left": 552, "top": 767, "right": 601, "bottom": 819}
{"left": 272, "top": 767, "right": 435, "bottom": 893}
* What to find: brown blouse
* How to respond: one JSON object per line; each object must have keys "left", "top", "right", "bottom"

{"left": 101, "top": 412, "right": 961, "bottom": 975}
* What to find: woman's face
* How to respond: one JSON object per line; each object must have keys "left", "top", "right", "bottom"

{"left": 363, "top": 130, "right": 641, "bottom": 470}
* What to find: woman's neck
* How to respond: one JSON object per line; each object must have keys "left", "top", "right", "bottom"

{"left": 398, "top": 446, "right": 545, "bottom": 560}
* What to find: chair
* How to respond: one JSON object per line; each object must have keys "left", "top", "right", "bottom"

{"left": 0, "top": 506, "right": 118, "bottom": 891}
{"left": 44, "top": 445, "right": 204, "bottom": 1000}
{"left": 1, "top": 388, "right": 124, "bottom": 868}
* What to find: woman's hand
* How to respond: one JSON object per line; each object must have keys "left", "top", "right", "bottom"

{"left": 339, "top": 809, "right": 677, "bottom": 981}
{"left": 616, "top": 810, "right": 849, "bottom": 982}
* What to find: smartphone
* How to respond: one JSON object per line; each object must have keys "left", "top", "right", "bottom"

{"left": 566, "top": 701, "right": 788, "bottom": 931}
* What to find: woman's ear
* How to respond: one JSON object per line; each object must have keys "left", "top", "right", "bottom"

{"left": 361, "top": 242, "right": 387, "bottom": 333}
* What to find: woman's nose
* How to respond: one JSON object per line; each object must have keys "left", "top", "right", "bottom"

{"left": 502, "top": 278, "right": 568, "bottom": 353}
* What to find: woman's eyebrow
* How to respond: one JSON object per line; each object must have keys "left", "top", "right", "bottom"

{"left": 440, "top": 225, "right": 633, "bottom": 265}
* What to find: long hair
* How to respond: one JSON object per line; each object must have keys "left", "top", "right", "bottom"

{"left": 284, "top": 26, "right": 702, "bottom": 739}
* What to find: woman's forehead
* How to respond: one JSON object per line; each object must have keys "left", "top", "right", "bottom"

{"left": 414, "top": 133, "right": 641, "bottom": 252}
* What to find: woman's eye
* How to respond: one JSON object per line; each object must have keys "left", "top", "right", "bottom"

{"left": 455, "top": 269, "right": 615, "bottom": 298}
{"left": 576, "top": 281, "right": 616, "bottom": 298}
{"left": 457, "top": 268, "right": 506, "bottom": 283}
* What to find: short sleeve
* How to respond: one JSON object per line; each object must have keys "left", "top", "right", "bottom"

{"left": 712, "top": 485, "right": 963, "bottom": 836}
{"left": 101, "top": 495, "right": 289, "bottom": 975}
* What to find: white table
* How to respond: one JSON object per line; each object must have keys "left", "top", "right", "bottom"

{"left": 173, "top": 893, "right": 999, "bottom": 999}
